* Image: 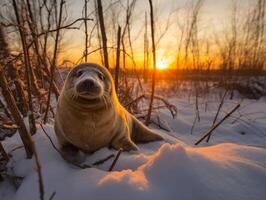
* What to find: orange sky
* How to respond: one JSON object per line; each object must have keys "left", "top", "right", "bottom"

{"left": 57, "top": 0, "right": 253, "bottom": 69}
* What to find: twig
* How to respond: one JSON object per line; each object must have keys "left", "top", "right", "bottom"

{"left": 206, "top": 89, "right": 228, "bottom": 142}
{"left": 43, "top": 0, "right": 65, "bottom": 123}
{"left": 194, "top": 104, "right": 240, "bottom": 145}
{"left": 212, "top": 90, "right": 229, "bottom": 125}
{"left": 137, "top": 115, "right": 172, "bottom": 132}
{"left": 31, "top": 141, "right": 45, "bottom": 200}
{"left": 37, "top": 18, "right": 93, "bottom": 38}
{"left": 145, "top": 0, "right": 156, "bottom": 125}
{"left": 0, "top": 141, "right": 9, "bottom": 161}
{"left": 8, "top": 145, "right": 24, "bottom": 154}
{"left": 190, "top": 110, "right": 198, "bottom": 135}
{"left": 77, "top": 46, "right": 136, "bottom": 66}
{"left": 49, "top": 191, "right": 56, "bottom": 200}
{"left": 84, "top": 0, "right": 89, "bottom": 62}
{"left": 126, "top": 94, "right": 177, "bottom": 118}
{"left": 108, "top": 148, "right": 123, "bottom": 171}
{"left": 0, "top": 123, "right": 18, "bottom": 129}
{"left": 92, "top": 154, "right": 114, "bottom": 166}
{"left": 1, "top": 172, "right": 23, "bottom": 188}
{"left": 0, "top": 98, "right": 12, "bottom": 119}
{"left": 97, "top": 0, "right": 109, "bottom": 69}
{"left": 39, "top": 123, "right": 61, "bottom": 154}
{"left": 190, "top": 88, "right": 200, "bottom": 135}
{"left": 156, "top": 116, "right": 171, "bottom": 132}
{"left": 114, "top": 25, "right": 121, "bottom": 92}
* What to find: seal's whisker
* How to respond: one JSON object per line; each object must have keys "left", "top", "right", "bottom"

{"left": 102, "top": 95, "right": 108, "bottom": 109}
{"left": 72, "top": 93, "right": 78, "bottom": 100}
{"left": 105, "top": 92, "right": 113, "bottom": 106}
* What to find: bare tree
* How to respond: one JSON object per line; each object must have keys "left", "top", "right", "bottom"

{"left": 96, "top": 0, "right": 109, "bottom": 69}
{"left": 44, "top": 0, "right": 65, "bottom": 123}
{"left": 143, "top": 12, "right": 149, "bottom": 83}
{"left": 12, "top": 0, "right": 37, "bottom": 134}
{"left": 84, "top": 0, "right": 89, "bottom": 62}
{"left": 145, "top": 0, "right": 156, "bottom": 125}
{"left": 0, "top": 27, "right": 34, "bottom": 158}
{"left": 115, "top": 25, "right": 121, "bottom": 92}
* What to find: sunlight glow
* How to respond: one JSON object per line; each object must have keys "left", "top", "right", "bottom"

{"left": 157, "top": 58, "right": 169, "bottom": 70}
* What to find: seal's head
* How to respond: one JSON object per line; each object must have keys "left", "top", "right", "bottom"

{"left": 62, "top": 63, "right": 114, "bottom": 106}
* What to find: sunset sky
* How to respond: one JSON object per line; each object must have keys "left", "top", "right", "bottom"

{"left": 37, "top": 0, "right": 255, "bottom": 69}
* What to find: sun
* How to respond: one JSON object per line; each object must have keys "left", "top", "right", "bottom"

{"left": 157, "top": 59, "right": 168, "bottom": 70}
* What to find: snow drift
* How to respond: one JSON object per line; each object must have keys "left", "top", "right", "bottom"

{"left": 2, "top": 123, "right": 265, "bottom": 200}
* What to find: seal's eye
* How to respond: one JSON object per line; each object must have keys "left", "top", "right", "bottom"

{"left": 76, "top": 70, "right": 83, "bottom": 78}
{"left": 98, "top": 73, "right": 104, "bottom": 81}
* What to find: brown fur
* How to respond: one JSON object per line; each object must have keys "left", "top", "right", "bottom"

{"left": 54, "top": 63, "right": 163, "bottom": 163}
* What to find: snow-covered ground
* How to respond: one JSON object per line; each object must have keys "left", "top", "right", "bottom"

{"left": 1, "top": 95, "right": 266, "bottom": 200}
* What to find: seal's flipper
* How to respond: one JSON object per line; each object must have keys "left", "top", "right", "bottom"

{"left": 131, "top": 116, "right": 164, "bottom": 143}
{"left": 60, "top": 145, "right": 86, "bottom": 164}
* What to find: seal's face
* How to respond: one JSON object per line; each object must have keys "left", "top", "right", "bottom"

{"left": 63, "top": 63, "right": 112, "bottom": 102}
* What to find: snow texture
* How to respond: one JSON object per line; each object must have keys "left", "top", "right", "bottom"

{"left": 1, "top": 97, "right": 266, "bottom": 200}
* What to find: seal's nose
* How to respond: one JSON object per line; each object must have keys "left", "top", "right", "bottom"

{"left": 77, "top": 79, "right": 97, "bottom": 92}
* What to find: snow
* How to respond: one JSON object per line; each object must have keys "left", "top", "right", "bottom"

{"left": 1, "top": 96, "right": 266, "bottom": 200}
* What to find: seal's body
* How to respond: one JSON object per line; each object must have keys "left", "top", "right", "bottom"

{"left": 55, "top": 63, "right": 163, "bottom": 162}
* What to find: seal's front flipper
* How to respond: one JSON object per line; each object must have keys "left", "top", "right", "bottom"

{"left": 60, "top": 144, "right": 86, "bottom": 164}
{"left": 131, "top": 116, "right": 164, "bottom": 143}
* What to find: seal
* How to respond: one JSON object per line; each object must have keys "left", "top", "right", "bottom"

{"left": 54, "top": 63, "right": 163, "bottom": 163}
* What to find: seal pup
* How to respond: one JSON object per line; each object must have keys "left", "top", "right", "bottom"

{"left": 54, "top": 63, "right": 163, "bottom": 163}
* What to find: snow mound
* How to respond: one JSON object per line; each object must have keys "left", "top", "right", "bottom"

{"left": 3, "top": 125, "right": 265, "bottom": 200}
